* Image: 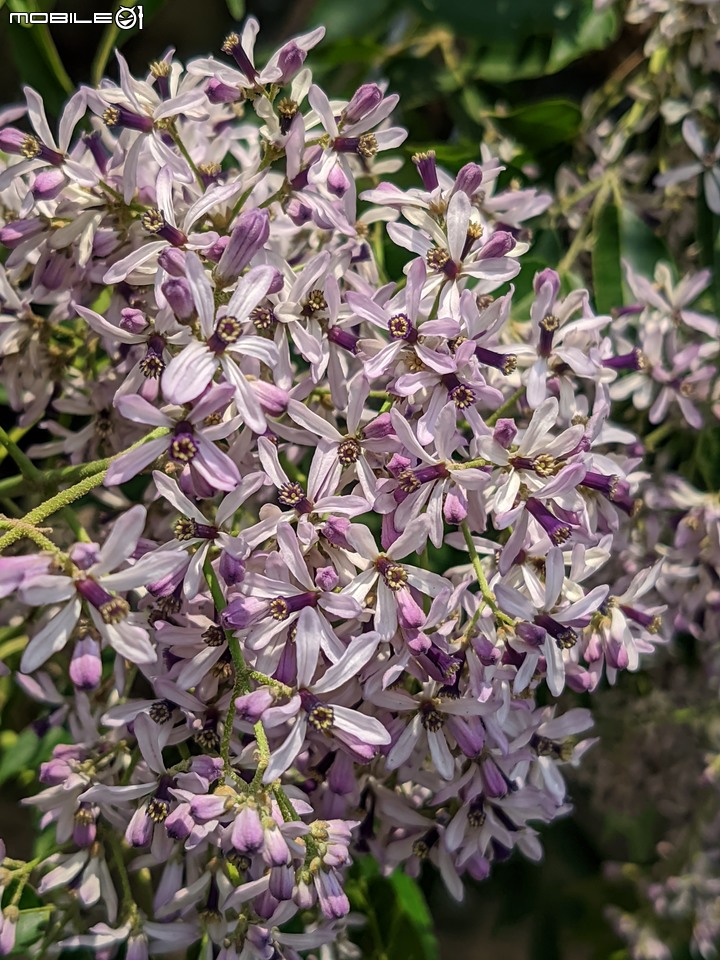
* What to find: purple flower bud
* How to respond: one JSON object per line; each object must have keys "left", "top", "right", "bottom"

{"left": 0, "top": 906, "right": 19, "bottom": 955}
{"left": 493, "top": 418, "right": 517, "bottom": 449}
{"left": 515, "top": 622, "right": 546, "bottom": 647}
{"left": 204, "top": 236, "right": 229, "bottom": 262}
{"left": 253, "top": 381, "right": 289, "bottom": 416}
{"left": 286, "top": 198, "right": 313, "bottom": 226}
{"left": 449, "top": 716, "right": 485, "bottom": 757}
{"left": 219, "top": 549, "right": 245, "bottom": 586}
{"left": 158, "top": 247, "right": 187, "bottom": 277}
{"left": 73, "top": 802, "right": 97, "bottom": 847}
{"left": 68, "top": 542, "right": 100, "bottom": 570}
{"left": 269, "top": 863, "right": 295, "bottom": 900}
{"left": 83, "top": 131, "right": 110, "bottom": 174}
{"left": 32, "top": 169, "right": 65, "bottom": 200}
{"left": 396, "top": 588, "right": 425, "bottom": 629}
{"left": 119, "top": 308, "right": 147, "bottom": 334}
{"left": 125, "top": 805, "right": 154, "bottom": 847}
{"left": 164, "top": 802, "right": 194, "bottom": 840}
{"left": 190, "top": 793, "right": 228, "bottom": 823}
{"left": 223, "top": 596, "right": 267, "bottom": 629}
{"left": 343, "top": 84, "right": 383, "bottom": 126}
{"left": 0, "top": 216, "right": 44, "bottom": 248}
{"left": 263, "top": 822, "right": 291, "bottom": 866}
{"left": 443, "top": 490, "right": 467, "bottom": 524}
{"left": 534, "top": 267, "right": 560, "bottom": 299}
{"left": 362, "top": 412, "right": 394, "bottom": 439}
{"left": 454, "top": 163, "right": 483, "bottom": 196}
{"left": 230, "top": 803, "right": 264, "bottom": 853}
{"left": 322, "top": 516, "right": 351, "bottom": 548}
{"left": 69, "top": 636, "right": 102, "bottom": 690}
{"left": 478, "top": 230, "right": 516, "bottom": 259}
{"left": 126, "top": 933, "right": 149, "bottom": 960}
{"left": 314, "top": 868, "right": 350, "bottom": 919}
{"left": 327, "top": 163, "right": 350, "bottom": 197}
{"left": 267, "top": 268, "right": 284, "bottom": 294}
{"left": 216, "top": 209, "right": 270, "bottom": 282}
{"left": 235, "top": 687, "right": 274, "bottom": 722}
{"left": 206, "top": 78, "right": 241, "bottom": 104}
{"left": 481, "top": 757, "right": 508, "bottom": 798}
{"left": 275, "top": 41, "right": 307, "bottom": 84}
{"left": 36, "top": 251, "right": 72, "bottom": 290}
{"left": 162, "top": 278, "right": 194, "bottom": 319}
{"left": 315, "top": 566, "right": 339, "bottom": 591}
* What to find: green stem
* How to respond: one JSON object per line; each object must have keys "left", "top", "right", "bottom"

{"left": 0, "top": 427, "right": 170, "bottom": 553}
{"left": 103, "top": 831, "right": 134, "bottom": 910}
{"left": 168, "top": 126, "right": 205, "bottom": 190}
{"left": 460, "top": 521, "right": 512, "bottom": 627}
{"left": 486, "top": 387, "right": 525, "bottom": 427}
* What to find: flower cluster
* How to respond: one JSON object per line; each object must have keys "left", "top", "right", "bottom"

{"left": 0, "top": 14, "right": 703, "bottom": 959}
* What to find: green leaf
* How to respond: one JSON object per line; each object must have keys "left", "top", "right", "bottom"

{"left": 697, "top": 193, "right": 720, "bottom": 314}
{"left": 226, "top": 0, "right": 245, "bottom": 17}
{"left": 5, "top": 1, "right": 72, "bottom": 113}
{"left": 347, "top": 857, "right": 439, "bottom": 960}
{"left": 0, "top": 728, "right": 39, "bottom": 785}
{"left": 618, "top": 208, "right": 668, "bottom": 283}
{"left": 491, "top": 99, "right": 582, "bottom": 153}
{"left": 592, "top": 200, "right": 623, "bottom": 314}
{"left": 408, "top": 0, "right": 618, "bottom": 80}
{"left": 10, "top": 907, "right": 53, "bottom": 956}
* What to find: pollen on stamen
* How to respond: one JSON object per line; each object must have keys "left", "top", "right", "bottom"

{"left": 426, "top": 246, "right": 450, "bottom": 271}
{"left": 308, "top": 703, "right": 334, "bottom": 732}
{"left": 270, "top": 598, "right": 290, "bottom": 621}
{"left": 170, "top": 435, "right": 198, "bottom": 463}
{"left": 419, "top": 701, "right": 445, "bottom": 732}
{"left": 202, "top": 625, "right": 225, "bottom": 647}
{"left": 173, "top": 517, "right": 198, "bottom": 541}
{"left": 215, "top": 316, "right": 242, "bottom": 345}
{"left": 449, "top": 384, "right": 476, "bottom": 409}
{"left": 357, "top": 133, "right": 378, "bottom": 158}
{"left": 337, "top": 438, "right": 361, "bottom": 465}
{"left": 141, "top": 208, "right": 166, "bottom": 234}
{"left": 302, "top": 289, "right": 328, "bottom": 315}
{"left": 251, "top": 304, "right": 276, "bottom": 332}
{"left": 99, "top": 597, "right": 130, "bottom": 624}
{"left": 102, "top": 106, "right": 121, "bottom": 128}
{"left": 278, "top": 481, "right": 305, "bottom": 507}
{"left": 20, "top": 134, "right": 41, "bottom": 159}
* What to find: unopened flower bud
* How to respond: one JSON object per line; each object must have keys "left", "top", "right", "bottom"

{"left": 454, "top": 163, "right": 483, "bottom": 196}
{"left": 216, "top": 208, "right": 270, "bottom": 282}
{"left": 343, "top": 84, "right": 383, "bottom": 126}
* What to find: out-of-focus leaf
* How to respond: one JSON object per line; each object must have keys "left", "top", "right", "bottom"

{"left": 697, "top": 194, "right": 720, "bottom": 314}
{"left": 408, "top": 0, "right": 618, "bottom": 79}
{"left": 6, "top": 0, "right": 73, "bottom": 111}
{"left": 309, "top": 0, "right": 393, "bottom": 41}
{"left": 10, "top": 907, "right": 53, "bottom": 956}
{"left": 619, "top": 208, "right": 668, "bottom": 283}
{"left": 347, "top": 857, "right": 439, "bottom": 960}
{"left": 492, "top": 99, "right": 582, "bottom": 152}
{"left": 0, "top": 728, "right": 39, "bottom": 785}
{"left": 592, "top": 200, "right": 623, "bottom": 314}
{"left": 694, "top": 425, "right": 720, "bottom": 492}
{"left": 226, "top": 0, "right": 245, "bottom": 18}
